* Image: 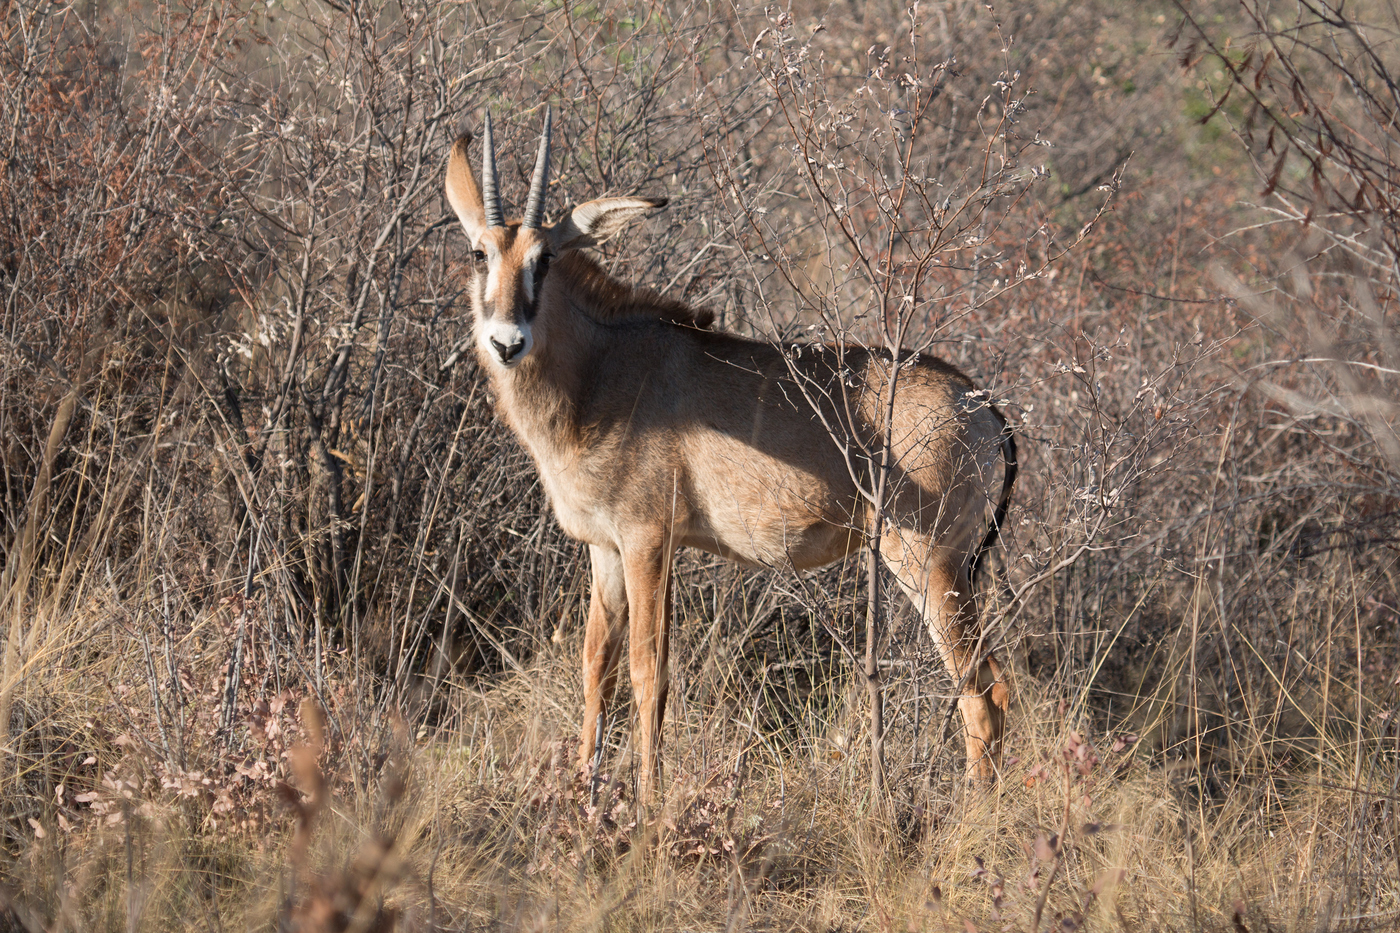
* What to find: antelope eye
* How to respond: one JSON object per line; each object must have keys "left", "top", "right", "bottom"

{"left": 472, "top": 249, "right": 486, "bottom": 263}
{"left": 535, "top": 254, "right": 551, "bottom": 282}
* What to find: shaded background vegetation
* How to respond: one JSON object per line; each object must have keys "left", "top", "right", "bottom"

{"left": 0, "top": 0, "right": 1396, "bottom": 930}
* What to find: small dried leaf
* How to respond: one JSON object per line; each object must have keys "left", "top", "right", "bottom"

{"left": 1255, "top": 50, "right": 1274, "bottom": 89}
{"left": 1198, "top": 83, "right": 1233, "bottom": 124}
{"left": 299, "top": 699, "right": 326, "bottom": 750}
{"left": 1089, "top": 867, "right": 1125, "bottom": 896}
{"left": 1262, "top": 149, "right": 1288, "bottom": 197}
{"left": 1232, "top": 900, "right": 1249, "bottom": 933}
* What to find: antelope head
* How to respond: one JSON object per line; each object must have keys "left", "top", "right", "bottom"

{"left": 445, "top": 108, "right": 669, "bottom": 369}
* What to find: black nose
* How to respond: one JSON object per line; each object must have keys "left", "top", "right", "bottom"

{"left": 490, "top": 336, "right": 526, "bottom": 363}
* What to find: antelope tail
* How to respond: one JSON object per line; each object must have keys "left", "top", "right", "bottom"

{"left": 968, "top": 415, "right": 1018, "bottom": 588}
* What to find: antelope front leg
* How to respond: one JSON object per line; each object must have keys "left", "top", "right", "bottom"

{"left": 623, "top": 542, "right": 672, "bottom": 799}
{"left": 579, "top": 544, "right": 628, "bottom": 777}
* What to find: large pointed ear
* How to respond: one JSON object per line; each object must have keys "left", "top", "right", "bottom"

{"left": 549, "top": 197, "right": 668, "bottom": 251}
{"left": 445, "top": 134, "right": 487, "bottom": 242}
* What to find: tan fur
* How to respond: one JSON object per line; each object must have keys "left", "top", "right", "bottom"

{"left": 554, "top": 252, "right": 715, "bottom": 329}
{"left": 444, "top": 132, "right": 1013, "bottom": 796}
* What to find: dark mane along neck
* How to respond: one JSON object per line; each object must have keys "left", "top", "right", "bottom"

{"left": 558, "top": 251, "right": 714, "bottom": 329}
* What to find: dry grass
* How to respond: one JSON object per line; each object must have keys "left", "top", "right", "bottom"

{"left": 7, "top": 654, "right": 1392, "bottom": 932}
{"left": 1, "top": 544, "right": 1394, "bottom": 932}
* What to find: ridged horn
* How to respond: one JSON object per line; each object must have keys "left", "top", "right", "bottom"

{"left": 481, "top": 111, "right": 503, "bottom": 228}
{"left": 521, "top": 106, "right": 553, "bottom": 230}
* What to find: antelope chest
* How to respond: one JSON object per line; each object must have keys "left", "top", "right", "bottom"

{"left": 524, "top": 441, "right": 649, "bottom": 548}
{"left": 527, "top": 461, "right": 609, "bottom": 545}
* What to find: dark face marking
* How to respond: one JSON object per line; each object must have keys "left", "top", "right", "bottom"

{"left": 471, "top": 227, "right": 556, "bottom": 368}
{"left": 522, "top": 252, "right": 553, "bottom": 322}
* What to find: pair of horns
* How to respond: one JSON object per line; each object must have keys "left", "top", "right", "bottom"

{"left": 480, "top": 106, "right": 552, "bottom": 230}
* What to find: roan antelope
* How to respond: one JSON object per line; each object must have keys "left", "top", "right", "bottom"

{"left": 444, "top": 109, "right": 1016, "bottom": 794}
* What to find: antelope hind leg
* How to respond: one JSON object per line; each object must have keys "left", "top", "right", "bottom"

{"left": 885, "top": 529, "right": 1008, "bottom": 781}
